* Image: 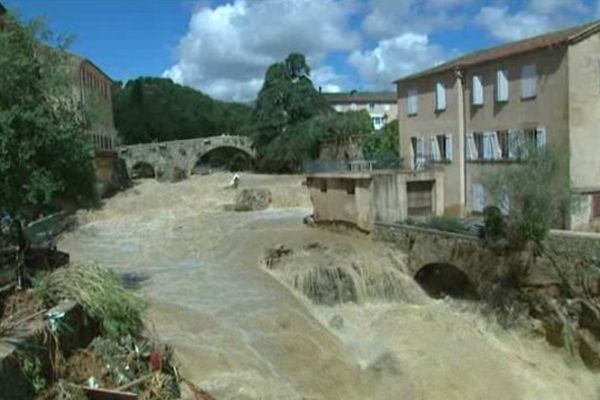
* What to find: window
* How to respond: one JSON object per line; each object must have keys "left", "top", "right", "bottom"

{"left": 524, "top": 126, "right": 547, "bottom": 150}
{"left": 435, "top": 134, "right": 453, "bottom": 162}
{"left": 466, "top": 133, "right": 478, "bottom": 160}
{"left": 346, "top": 180, "right": 355, "bottom": 195}
{"left": 472, "top": 75, "right": 484, "bottom": 105}
{"left": 496, "top": 69, "right": 509, "bottom": 102}
{"left": 411, "top": 136, "right": 425, "bottom": 168}
{"left": 498, "top": 130, "right": 510, "bottom": 159}
{"left": 521, "top": 64, "right": 537, "bottom": 99}
{"left": 407, "top": 88, "right": 418, "bottom": 115}
{"left": 472, "top": 183, "right": 486, "bottom": 213}
{"left": 371, "top": 115, "right": 385, "bottom": 130}
{"left": 320, "top": 179, "right": 327, "bottom": 193}
{"left": 369, "top": 103, "right": 375, "bottom": 111}
{"left": 473, "top": 132, "right": 484, "bottom": 159}
{"left": 435, "top": 82, "right": 446, "bottom": 111}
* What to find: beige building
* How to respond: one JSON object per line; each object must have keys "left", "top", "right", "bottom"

{"left": 323, "top": 91, "right": 397, "bottom": 130}
{"left": 396, "top": 21, "right": 600, "bottom": 228}
{"left": 69, "top": 55, "right": 117, "bottom": 150}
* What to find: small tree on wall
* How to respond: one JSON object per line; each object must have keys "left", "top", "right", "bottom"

{"left": 0, "top": 12, "right": 96, "bottom": 286}
{"left": 482, "top": 144, "right": 578, "bottom": 248}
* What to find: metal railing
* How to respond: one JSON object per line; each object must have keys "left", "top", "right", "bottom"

{"left": 303, "top": 157, "right": 402, "bottom": 174}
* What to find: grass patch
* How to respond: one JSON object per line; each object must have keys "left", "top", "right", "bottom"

{"left": 33, "top": 264, "right": 146, "bottom": 339}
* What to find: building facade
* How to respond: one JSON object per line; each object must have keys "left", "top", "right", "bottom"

{"left": 396, "top": 21, "right": 600, "bottom": 229}
{"left": 323, "top": 92, "right": 397, "bottom": 130}
{"left": 69, "top": 55, "right": 117, "bottom": 150}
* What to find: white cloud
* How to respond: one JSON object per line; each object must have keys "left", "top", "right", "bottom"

{"left": 477, "top": 1, "right": 593, "bottom": 42}
{"left": 164, "top": 0, "right": 359, "bottom": 101}
{"left": 361, "top": 0, "right": 472, "bottom": 39}
{"left": 476, "top": 6, "right": 554, "bottom": 42}
{"left": 349, "top": 33, "right": 447, "bottom": 89}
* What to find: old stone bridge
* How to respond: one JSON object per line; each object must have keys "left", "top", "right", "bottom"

{"left": 118, "top": 135, "right": 255, "bottom": 179}
{"left": 373, "top": 222, "right": 600, "bottom": 300}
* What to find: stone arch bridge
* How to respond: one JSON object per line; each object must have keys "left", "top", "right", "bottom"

{"left": 373, "top": 222, "right": 600, "bottom": 300}
{"left": 118, "top": 135, "right": 255, "bottom": 179}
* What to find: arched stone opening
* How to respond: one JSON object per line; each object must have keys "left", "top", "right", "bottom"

{"left": 191, "top": 146, "right": 254, "bottom": 174}
{"left": 130, "top": 162, "right": 156, "bottom": 179}
{"left": 414, "top": 263, "right": 479, "bottom": 300}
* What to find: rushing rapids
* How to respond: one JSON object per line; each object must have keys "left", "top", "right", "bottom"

{"left": 60, "top": 173, "right": 599, "bottom": 400}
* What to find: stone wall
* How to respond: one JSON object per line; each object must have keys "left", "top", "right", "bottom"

{"left": 93, "top": 149, "right": 131, "bottom": 198}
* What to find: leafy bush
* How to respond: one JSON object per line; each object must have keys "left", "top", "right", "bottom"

{"left": 34, "top": 264, "right": 145, "bottom": 338}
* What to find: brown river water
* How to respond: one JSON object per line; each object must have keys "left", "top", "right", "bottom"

{"left": 59, "top": 173, "right": 599, "bottom": 400}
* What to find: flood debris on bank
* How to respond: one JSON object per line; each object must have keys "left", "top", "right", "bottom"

{"left": 0, "top": 264, "right": 217, "bottom": 400}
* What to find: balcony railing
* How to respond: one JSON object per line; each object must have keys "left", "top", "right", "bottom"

{"left": 303, "top": 157, "right": 402, "bottom": 174}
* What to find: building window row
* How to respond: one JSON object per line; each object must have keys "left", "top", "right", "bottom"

{"left": 410, "top": 133, "right": 453, "bottom": 167}
{"left": 81, "top": 67, "right": 110, "bottom": 102}
{"left": 466, "top": 126, "right": 546, "bottom": 162}
{"left": 371, "top": 115, "right": 387, "bottom": 130}
{"left": 473, "top": 64, "right": 537, "bottom": 106}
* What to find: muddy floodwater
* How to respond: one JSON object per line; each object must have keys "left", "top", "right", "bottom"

{"left": 60, "top": 173, "right": 599, "bottom": 400}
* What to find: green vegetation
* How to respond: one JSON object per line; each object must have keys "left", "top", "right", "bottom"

{"left": 250, "top": 53, "right": 374, "bottom": 172}
{"left": 112, "top": 77, "right": 252, "bottom": 144}
{"left": 482, "top": 145, "right": 577, "bottom": 247}
{"left": 34, "top": 264, "right": 146, "bottom": 339}
{"left": 0, "top": 12, "right": 97, "bottom": 285}
{"left": 361, "top": 120, "right": 400, "bottom": 167}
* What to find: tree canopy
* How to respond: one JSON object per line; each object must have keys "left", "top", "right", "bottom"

{"left": 112, "top": 77, "right": 252, "bottom": 144}
{"left": 250, "top": 53, "right": 373, "bottom": 172}
{"left": 0, "top": 13, "right": 96, "bottom": 218}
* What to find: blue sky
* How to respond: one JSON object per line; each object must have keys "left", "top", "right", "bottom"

{"left": 5, "top": 0, "right": 600, "bottom": 101}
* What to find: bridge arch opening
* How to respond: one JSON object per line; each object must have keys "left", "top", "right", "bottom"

{"left": 414, "top": 263, "right": 479, "bottom": 300}
{"left": 131, "top": 162, "right": 156, "bottom": 179}
{"left": 192, "top": 146, "right": 254, "bottom": 174}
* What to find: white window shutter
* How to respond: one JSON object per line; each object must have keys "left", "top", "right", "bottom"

{"left": 483, "top": 132, "right": 492, "bottom": 160}
{"left": 472, "top": 184, "right": 485, "bottom": 213}
{"left": 491, "top": 131, "right": 501, "bottom": 159}
{"left": 445, "top": 134, "right": 453, "bottom": 161}
{"left": 417, "top": 137, "right": 425, "bottom": 162}
{"left": 521, "top": 64, "right": 537, "bottom": 99}
{"left": 507, "top": 129, "right": 518, "bottom": 159}
{"left": 500, "top": 186, "right": 510, "bottom": 215}
{"left": 497, "top": 69, "right": 509, "bottom": 101}
{"left": 472, "top": 75, "right": 483, "bottom": 105}
{"left": 466, "top": 133, "right": 473, "bottom": 160}
{"left": 407, "top": 89, "right": 418, "bottom": 115}
{"left": 430, "top": 135, "right": 442, "bottom": 161}
{"left": 536, "top": 126, "right": 547, "bottom": 149}
{"left": 436, "top": 82, "right": 446, "bottom": 110}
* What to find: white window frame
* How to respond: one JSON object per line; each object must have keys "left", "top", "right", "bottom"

{"left": 472, "top": 75, "right": 484, "bottom": 106}
{"left": 500, "top": 186, "right": 510, "bottom": 216}
{"left": 435, "top": 82, "right": 446, "bottom": 111}
{"left": 521, "top": 64, "right": 537, "bottom": 99}
{"left": 496, "top": 68, "right": 509, "bottom": 102}
{"left": 407, "top": 88, "right": 418, "bottom": 116}
{"left": 535, "top": 126, "right": 547, "bottom": 150}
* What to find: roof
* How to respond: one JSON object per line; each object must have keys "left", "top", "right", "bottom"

{"left": 395, "top": 20, "right": 600, "bottom": 83}
{"left": 322, "top": 91, "right": 396, "bottom": 104}
{"left": 65, "top": 50, "right": 115, "bottom": 83}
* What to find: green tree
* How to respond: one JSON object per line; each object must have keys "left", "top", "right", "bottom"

{"left": 483, "top": 145, "right": 577, "bottom": 248}
{"left": 112, "top": 77, "right": 252, "bottom": 144}
{"left": 250, "top": 53, "right": 333, "bottom": 172}
{"left": 361, "top": 119, "right": 400, "bottom": 166}
{"left": 0, "top": 12, "right": 96, "bottom": 285}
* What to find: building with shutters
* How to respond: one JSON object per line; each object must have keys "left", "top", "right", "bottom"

{"left": 322, "top": 91, "right": 397, "bottom": 131}
{"left": 395, "top": 20, "right": 600, "bottom": 229}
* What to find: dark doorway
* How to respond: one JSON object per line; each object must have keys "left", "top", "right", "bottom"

{"left": 593, "top": 193, "right": 600, "bottom": 219}
{"left": 407, "top": 180, "right": 434, "bottom": 217}
{"left": 414, "top": 263, "right": 479, "bottom": 300}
